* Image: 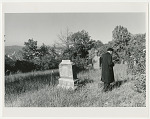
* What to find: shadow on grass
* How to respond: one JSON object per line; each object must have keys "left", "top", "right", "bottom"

{"left": 75, "top": 78, "right": 94, "bottom": 90}
{"left": 109, "top": 80, "right": 128, "bottom": 91}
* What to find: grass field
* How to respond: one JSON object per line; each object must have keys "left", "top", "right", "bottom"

{"left": 5, "top": 64, "right": 146, "bottom": 107}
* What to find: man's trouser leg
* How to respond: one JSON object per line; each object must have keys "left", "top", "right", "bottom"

{"left": 103, "top": 83, "right": 110, "bottom": 92}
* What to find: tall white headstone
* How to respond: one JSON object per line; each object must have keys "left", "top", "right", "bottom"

{"left": 57, "top": 60, "right": 78, "bottom": 89}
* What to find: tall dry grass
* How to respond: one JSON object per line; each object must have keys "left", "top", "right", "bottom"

{"left": 5, "top": 64, "right": 146, "bottom": 107}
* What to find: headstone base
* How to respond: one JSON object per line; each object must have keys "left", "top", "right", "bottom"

{"left": 57, "top": 78, "right": 77, "bottom": 90}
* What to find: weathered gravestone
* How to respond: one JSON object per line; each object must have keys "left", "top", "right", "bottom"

{"left": 57, "top": 60, "right": 78, "bottom": 89}
{"left": 92, "top": 50, "right": 100, "bottom": 69}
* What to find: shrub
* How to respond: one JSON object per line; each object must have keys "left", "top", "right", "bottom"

{"left": 5, "top": 55, "right": 17, "bottom": 75}
{"left": 72, "top": 57, "right": 88, "bottom": 71}
{"left": 15, "top": 60, "right": 35, "bottom": 73}
{"left": 126, "top": 34, "right": 146, "bottom": 75}
{"left": 33, "top": 55, "right": 60, "bottom": 71}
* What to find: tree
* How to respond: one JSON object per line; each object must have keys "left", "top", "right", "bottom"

{"left": 66, "top": 30, "right": 95, "bottom": 69}
{"left": 15, "top": 60, "right": 35, "bottom": 73}
{"left": 93, "top": 40, "right": 104, "bottom": 49}
{"left": 112, "top": 25, "right": 131, "bottom": 45}
{"left": 70, "top": 30, "right": 94, "bottom": 58}
{"left": 22, "top": 38, "right": 38, "bottom": 60}
{"left": 5, "top": 55, "right": 16, "bottom": 74}
{"left": 56, "top": 28, "right": 72, "bottom": 48}
{"left": 38, "top": 43, "right": 49, "bottom": 58}
{"left": 127, "top": 34, "right": 146, "bottom": 74}
{"left": 33, "top": 45, "right": 61, "bottom": 70}
{"left": 33, "top": 54, "right": 58, "bottom": 70}
{"left": 112, "top": 25, "right": 131, "bottom": 61}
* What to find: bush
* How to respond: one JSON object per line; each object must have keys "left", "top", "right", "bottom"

{"left": 15, "top": 60, "right": 35, "bottom": 73}
{"left": 126, "top": 34, "right": 146, "bottom": 75}
{"left": 127, "top": 50, "right": 145, "bottom": 75}
{"left": 72, "top": 57, "right": 88, "bottom": 71}
{"left": 33, "top": 55, "right": 60, "bottom": 71}
{"left": 5, "top": 55, "right": 17, "bottom": 75}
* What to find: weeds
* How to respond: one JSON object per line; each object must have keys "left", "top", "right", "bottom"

{"left": 5, "top": 64, "right": 146, "bottom": 107}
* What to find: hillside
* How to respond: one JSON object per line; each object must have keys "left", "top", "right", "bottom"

{"left": 5, "top": 45, "right": 23, "bottom": 55}
{"left": 5, "top": 45, "right": 23, "bottom": 60}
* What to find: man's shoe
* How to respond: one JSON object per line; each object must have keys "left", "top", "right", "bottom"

{"left": 102, "top": 88, "right": 108, "bottom": 93}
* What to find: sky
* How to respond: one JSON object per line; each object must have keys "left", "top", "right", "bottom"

{"left": 5, "top": 13, "right": 146, "bottom": 46}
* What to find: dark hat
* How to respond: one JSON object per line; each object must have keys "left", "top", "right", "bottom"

{"left": 107, "top": 48, "right": 114, "bottom": 51}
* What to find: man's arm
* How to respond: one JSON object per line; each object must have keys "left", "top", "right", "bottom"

{"left": 100, "top": 57, "right": 102, "bottom": 67}
{"left": 108, "top": 55, "right": 114, "bottom": 67}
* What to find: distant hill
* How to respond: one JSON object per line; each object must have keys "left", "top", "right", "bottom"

{"left": 5, "top": 45, "right": 23, "bottom": 60}
{"left": 5, "top": 45, "right": 23, "bottom": 55}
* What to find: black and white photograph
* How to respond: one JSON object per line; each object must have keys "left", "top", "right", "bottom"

{"left": 1, "top": 1, "right": 149, "bottom": 118}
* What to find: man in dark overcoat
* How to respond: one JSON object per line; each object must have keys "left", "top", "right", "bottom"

{"left": 100, "top": 48, "right": 115, "bottom": 92}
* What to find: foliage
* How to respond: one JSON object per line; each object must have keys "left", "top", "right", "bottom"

{"left": 22, "top": 38, "right": 38, "bottom": 60}
{"left": 112, "top": 25, "right": 131, "bottom": 61}
{"left": 88, "top": 48, "right": 96, "bottom": 60}
{"left": 38, "top": 43, "right": 49, "bottom": 58}
{"left": 5, "top": 55, "right": 36, "bottom": 74}
{"left": 21, "top": 39, "right": 61, "bottom": 71}
{"left": 5, "top": 55, "right": 16, "bottom": 75}
{"left": 88, "top": 40, "right": 104, "bottom": 59}
{"left": 15, "top": 60, "right": 35, "bottom": 73}
{"left": 72, "top": 57, "right": 89, "bottom": 70}
{"left": 33, "top": 54, "right": 59, "bottom": 70}
{"left": 5, "top": 26, "right": 146, "bottom": 78}
{"left": 126, "top": 34, "right": 146, "bottom": 74}
{"left": 112, "top": 25, "right": 131, "bottom": 46}
{"left": 70, "top": 30, "right": 95, "bottom": 58}
{"left": 93, "top": 40, "right": 104, "bottom": 49}
{"left": 111, "top": 26, "right": 146, "bottom": 73}
{"left": 97, "top": 45, "right": 107, "bottom": 56}
{"left": 56, "top": 28, "right": 72, "bottom": 48}
{"left": 60, "top": 30, "right": 95, "bottom": 70}
{"left": 32, "top": 44, "right": 60, "bottom": 70}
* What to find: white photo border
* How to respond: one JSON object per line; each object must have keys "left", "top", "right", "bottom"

{"left": 0, "top": 1, "right": 149, "bottom": 118}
